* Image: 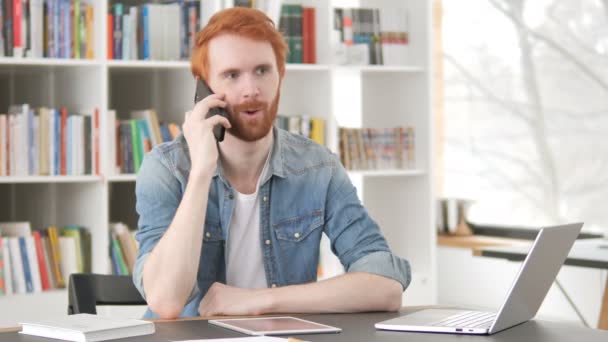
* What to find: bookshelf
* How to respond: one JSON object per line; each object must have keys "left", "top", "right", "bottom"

{"left": 0, "top": 0, "right": 434, "bottom": 327}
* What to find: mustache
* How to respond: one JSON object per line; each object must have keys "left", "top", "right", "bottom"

{"left": 232, "top": 99, "right": 268, "bottom": 113}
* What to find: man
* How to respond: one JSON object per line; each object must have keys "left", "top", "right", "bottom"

{"left": 134, "top": 7, "right": 410, "bottom": 319}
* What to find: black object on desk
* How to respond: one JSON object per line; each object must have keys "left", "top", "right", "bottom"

{"left": 68, "top": 274, "right": 146, "bottom": 315}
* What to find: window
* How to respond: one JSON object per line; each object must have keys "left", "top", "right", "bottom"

{"left": 440, "top": 0, "right": 608, "bottom": 232}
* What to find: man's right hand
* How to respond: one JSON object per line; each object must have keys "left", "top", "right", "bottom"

{"left": 183, "top": 94, "right": 231, "bottom": 178}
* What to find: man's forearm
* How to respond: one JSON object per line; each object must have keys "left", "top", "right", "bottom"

{"left": 143, "top": 173, "right": 212, "bottom": 318}
{"left": 264, "top": 273, "right": 403, "bottom": 314}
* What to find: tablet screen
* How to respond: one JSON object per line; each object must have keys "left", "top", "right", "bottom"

{"left": 208, "top": 317, "right": 341, "bottom": 335}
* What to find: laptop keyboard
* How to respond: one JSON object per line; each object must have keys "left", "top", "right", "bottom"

{"left": 431, "top": 311, "right": 496, "bottom": 329}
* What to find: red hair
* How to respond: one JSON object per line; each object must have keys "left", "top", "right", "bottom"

{"left": 191, "top": 8, "right": 288, "bottom": 81}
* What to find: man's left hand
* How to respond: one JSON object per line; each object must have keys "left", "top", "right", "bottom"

{"left": 198, "top": 282, "right": 272, "bottom": 317}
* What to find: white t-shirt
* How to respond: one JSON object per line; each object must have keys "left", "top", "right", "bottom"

{"left": 225, "top": 152, "right": 271, "bottom": 289}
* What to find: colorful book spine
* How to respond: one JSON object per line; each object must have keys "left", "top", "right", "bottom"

{"left": 32, "top": 231, "right": 51, "bottom": 290}
{"left": 18, "top": 237, "right": 33, "bottom": 293}
{"left": 0, "top": 237, "right": 4, "bottom": 295}
{"left": 47, "top": 226, "right": 65, "bottom": 288}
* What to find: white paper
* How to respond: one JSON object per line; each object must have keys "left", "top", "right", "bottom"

{"left": 173, "top": 337, "right": 292, "bottom": 342}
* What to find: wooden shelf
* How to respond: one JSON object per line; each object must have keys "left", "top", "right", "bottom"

{"left": 437, "top": 234, "right": 528, "bottom": 249}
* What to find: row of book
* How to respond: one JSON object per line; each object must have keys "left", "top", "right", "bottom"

{"left": 339, "top": 127, "right": 415, "bottom": 171}
{"left": 0, "top": 0, "right": 96, "bottom": 59}
{"left": 0, "top": 222, "right": 90, "bottom": 295}
{"left": 109, "top": 1, "right": 196, "bottom": 61}
{"left": 275, "top": 114, "right": 324, "bottom": 146}
{"left": 332, "top": 7, "right": 410, "bottom": 66}
{"left": 0, "top": 105, "right": 100, "bottom": 177}
{"left": 107, "top": 109, "right": 181, "bottom": 175}
{"left": 278, "top": 4, "right": 316, "bottom": 64}
{"left": 108, "top": 0, "right": 282, "bottom": 61}
{"left": 109, "top": 222, "right": 138, "bottom": 276}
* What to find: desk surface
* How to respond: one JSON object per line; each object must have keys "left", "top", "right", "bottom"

{"left": 2, "top": 308, "right": 608, "bottom": 342}
{"left": 475, "top": 238, "right": 608, "bottom": 269}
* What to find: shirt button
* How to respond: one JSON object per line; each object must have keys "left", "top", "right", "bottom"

{"left": 228, "top": 193, "right": 234, "bottom": 200}
{"left": 294, "top": 232, "right": 300, "bottom": 239}
{"left": 205, "top": 232, "right": 211, "bottom": 238}
{"left": 263, "top": 196, "right": 268, "bottom": 202}
{"left": 265, "top": 239, "right": 271, "bottom": 245}
{"left": 271, "top": 284, "right": 277, "bottom": 288}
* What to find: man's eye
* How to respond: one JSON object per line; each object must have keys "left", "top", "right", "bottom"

{"left": 256, "top": 67, "right": 267, "bottom": 75}
{"left": 227, "top": 72, "right": 238, "bottom": 79}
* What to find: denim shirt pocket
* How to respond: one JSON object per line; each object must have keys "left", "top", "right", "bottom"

{"left": 203, "top": 219, "right": 224, "bottom": 242}
{"left": 199, "top": 218, "right": 225, "bottom": 286}
{"left": 272, "top": 210, "right": 324, "bottom": 284}
{"left": 273, "top": 210, "right": 324, "bottom": 242}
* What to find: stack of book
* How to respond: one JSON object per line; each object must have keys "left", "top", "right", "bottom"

{"left": 109, "top": 222, "right": 138, "bottom": 276}
{"left": 332, "top": 7, "right": 409, "bottom": 65}
{"left": 0, "top": 222, "right": 91, "bottom": 295}
{"left": 338, "top": 127, "right": 415, "bottom": 171}
{"left": 107, "top": 109, "right": 181, "bottom": 175}
{"left": 0, "top": 0, "right": 96, "bottom": 59}
{"left": 275, "top": 114, "right": 325, "bottom": 146}
{"left": 0, "top": 105, "right": 100, "bottom": 176}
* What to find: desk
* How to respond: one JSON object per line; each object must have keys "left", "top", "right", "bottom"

{"left": 474, "top": 239, "right": 608, "bottom": 330}
{"left": 1, "top": 308, "right": 608, "bottom": 341}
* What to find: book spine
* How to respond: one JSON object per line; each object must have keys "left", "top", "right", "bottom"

{"left": 107, "top": 12, "right": 113, "bottom": 59}
{"left": 33, "top": 231, "right": 51, "bottom": 290}
{"left": 111, "top": 233, "right": 128, "bottom": 275}
{"left": 84, "top": 3, "right": 92, "bottom": 58}
{"left": 59, "top": 107, "right": 66, "bottom": 175}
{"left": 0, "top": 237, "right": 4, "bottom": 295}
{"left": 8, "top": 238, "right": 26, "bottom": 293}
{"left": 13, "top": 0, "right": 22, "bottom": 56}
{"left": 130, "top": 120, "right": 140, "bottom": 173}
{"left": 47, "top": 226, "right": 65, "bottom": 288}
{"left": 25, "top": 236, "right": 42, "bottom": 292}
{"left": 73, "top": 0, "right": 79, "bottom": 59}
{"left": 141, "top": 5, "right": 148, "bottom": 60}
{"left": 2, "top": 238, "right": 13, "bottom": 294}
{"left": 113, "top": 3, "right": 122, "bottom": 60}
{"left": 4, "top": 0, "right": 13, "bottom": 57}
{"left": 18, "top": 237, "right": 33, "bottom": 293}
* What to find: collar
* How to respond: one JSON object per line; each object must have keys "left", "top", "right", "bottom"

{"left": 212, "top": 126, "right": 286, "bottom": 184}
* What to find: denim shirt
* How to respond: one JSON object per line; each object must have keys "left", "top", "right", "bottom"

{"left": 133, "top": 126, "right": 411, "bottom": 318}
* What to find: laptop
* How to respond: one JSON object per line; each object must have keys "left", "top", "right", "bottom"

{"left": 375, "top": 222, "right": 583, "bottom": 335}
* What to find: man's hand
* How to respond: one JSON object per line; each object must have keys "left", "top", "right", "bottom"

{"left": 198, "top": 282, "right": 272, "bottom": 317}
{"left": 184, "top": 94, "right": 231, "bottom": 178}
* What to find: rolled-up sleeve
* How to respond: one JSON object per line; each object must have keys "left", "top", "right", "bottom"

{"left": 347, "top": 251, "right": 411, "bottom": 290}
{"left": 324, "top": 155, "right": 412, "bottom": 291}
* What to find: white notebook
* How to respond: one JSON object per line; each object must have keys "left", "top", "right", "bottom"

{"left": 19, "top": 313, "right": 155, "bottom": 342}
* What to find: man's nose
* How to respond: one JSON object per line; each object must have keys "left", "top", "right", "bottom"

{"left": 242, "top": 74, "right": 260, "bottom": 99}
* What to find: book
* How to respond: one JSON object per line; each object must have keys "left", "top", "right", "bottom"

{"left": 20, "top": 313, "right": 155, "bottom": 342}
{"left": 0, "top": 221, "right": 32, "bottom": 236}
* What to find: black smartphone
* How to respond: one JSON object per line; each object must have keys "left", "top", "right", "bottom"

{"left": 195, "top": 78, "right": 228, "bottom": 142}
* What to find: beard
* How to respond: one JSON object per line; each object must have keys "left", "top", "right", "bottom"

{"left": 226, "top": 90, "right": 280, "bottom": 142}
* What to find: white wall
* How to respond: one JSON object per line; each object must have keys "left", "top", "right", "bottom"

{"left": 438, "top": 246, "right": 606, "bottom": 328}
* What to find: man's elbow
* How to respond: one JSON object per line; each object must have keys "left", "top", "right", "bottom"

{"left": 146, "top": 293, "right": 184, "bottom": 319}
{"left": 383, "top": 280, "right": 403, "bottom": 312}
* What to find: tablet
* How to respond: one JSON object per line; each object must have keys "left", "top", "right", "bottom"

{"left": 208, "top": 316, "right": 342, "bottom": 336}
